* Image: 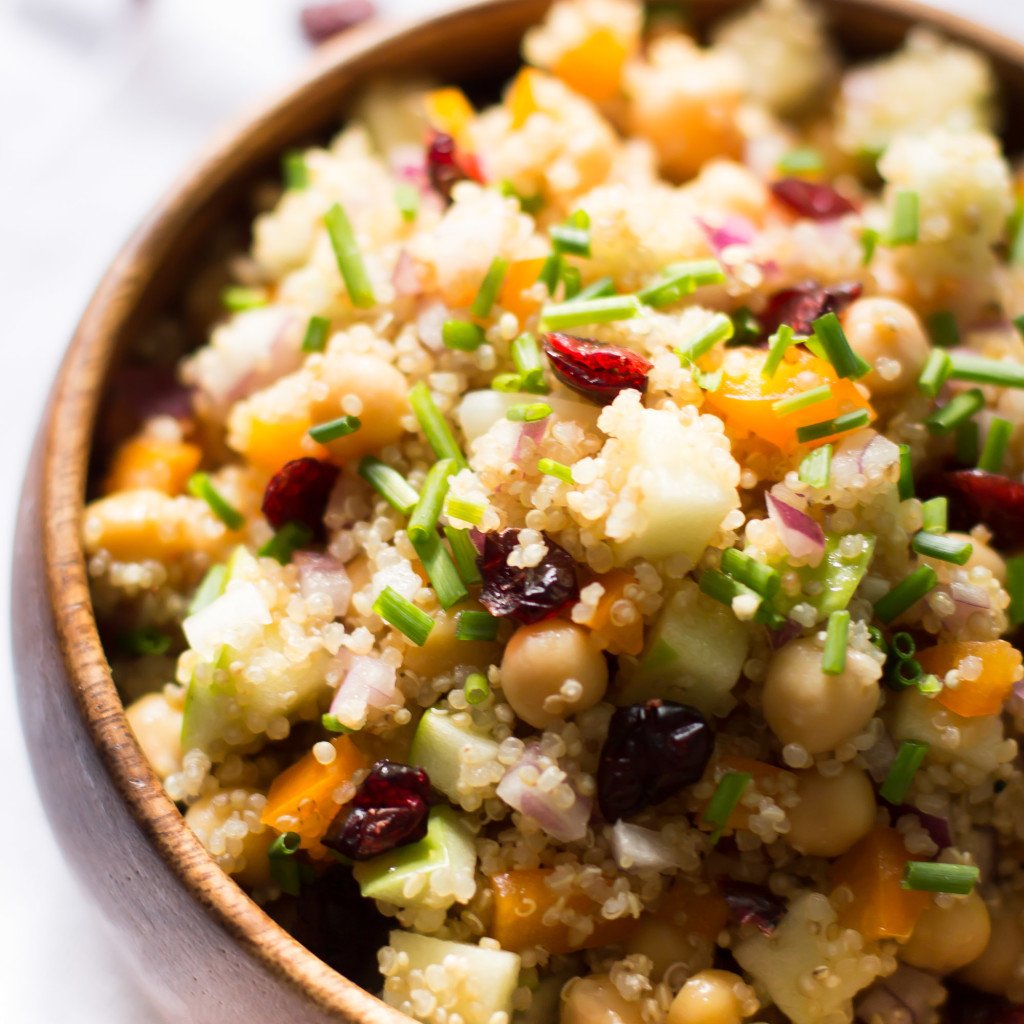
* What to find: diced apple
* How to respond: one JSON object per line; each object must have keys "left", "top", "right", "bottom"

{"left": 409, "top": 707, "right": 502, "bottom": 806}
{"left": 456, "top": 389, "right": 599, "bottom": 445}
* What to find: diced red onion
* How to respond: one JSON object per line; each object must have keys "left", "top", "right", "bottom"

{"left": 300, "top": 1, "right": 375, "bottom": 44}
{"left": 766, "top": 491, "right": 826, "bottom": 565}
{"left": 1011, "top": 679, "right": 1024, "bottom": 715}
{"left": 295, "top": 551, "right": 352, "bottom": 617}
{"left": 893, "top": 806, "right": 953, "bottom": 850}
{"left": 608, "top": 821, "right": 682, "bottom": 872}
{"left": 950, "top": 580, "right": 991, "bottom": 610}
{"left": 392, "top": 249, "right": 421, "bottom": 298}
{"left": 496, "top": 744, "right": 592, "bottom": 843}
{"left": 856, "top": 965, "right": 946, "bottom": 1024}
{"left": 330, "top": 654, "right": 397, "bottom": 717}
{"left": 114, "top": 365, "right": 194, "bottom": 422}
{"left": 697, "top": 214, "right": 756, "bottom": 254}
{"left": 768, "top": 618, "right": 803, "bottom": 649}
{"left": 512, "top": 419, "right": 547, "bottom": 466}
{"left": 390, "top": 145, "right": 429, "bottom": 188}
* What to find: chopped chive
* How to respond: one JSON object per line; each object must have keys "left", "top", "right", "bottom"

{"left": 925, "top": 388, "right": 985, "bottom": 434}
{"left": 301, "top": 315, "right": 331, "bottom": 353}
{"left": 812, "top": 312, "right": 870, "bottom": 379}
{"left": 912, "top": 532, "right": 973, "bottom": 565}
{"left": 464, "top": 672, "right": 491, "bottom": 705}
{"left": 822, "top": 610, "right": 850, "bottom": 675}
{"left": 561, "top": 264, "right": 582, "bottom": 300}
{"left": 675, "top": 312, "right": 735, "bottom": 365}
{"left": 861, "top": 227, "right": 880, "bottom": 266}
{"left": 498, "top": 180, "right": 543, "bottom": 215}
{"left": 777, "top": 147, "right": 824, "bottom": 175}
{"left": 576, "top": 276, "right": 615, "bottom": 300}
{"left": 409, "top": 381, "right": 467, "bottom": 468}
{"left": 703, "top": 772, "right": 752, "bottom": 844}
{"left": 357, "top": 456, "right": 420, "bottom": 515}
{"left": 920, "top": 496, "right": 948, "bottom": 534}
{"left": 891, "top": 632, "right": 916, "bottom": 660}
{"left": 258, "top": 521, "right": 313, "bottom": 564}
{"left": 324, "top": 202, "right": 375, "bottom": 308}
{"left": 445, "top": 496, "right": 485, "bottom": 527}
{"left": 188, "top": 472, "right": 245, "bottom": 530}
{"left": 456, "top": 609, "right": 499, "bottom": 642}
{"left": 445, "top": 526, "right": 482, "bottom": 585}
{"left": 918, "top": 673, "right": 942, "bottom": 696}
{"left": 772, "top": 383, "right": 833, "bottom": 417}
{"left": 117, "top": 627, "right": 172, "bottom": 657}
{"left": 918, "top": 349, "right": 952, "bottom": 398}
{"left": 491, "top": 372, "right": 525, "bottom": 393}
{"left": 799, "top": 443, "right": 833, "bottom": 489}
{"left": 308, "top": 415, "right": 361, "bottom": 443}
{"left": 887, "top": 190, "right": 919, "bottom": 246}
{"left": 880, "top": 740, "right": 929, "bottom": 804}
{"left": 889, "top": 656, "right": 923, "bottom": 689}
{"left": 947, "top": 353, "right": 1024, "bottom": 389}
{"left": 222, "top": 286, "right": 267, "bottom": 312}
{"left": 472, "top": 257, "right": 509, "bottom": 319}
{"left": 551, "top": 213, "right": 591, "bottom": 257}
{"left": 902, "top": 861, "right": 979, "bottom": 895}
{"left": 538, "top": 253, "right": 563, "bottom": 295}
{"left": 873, "top": 565, "right": 939, "bottom": 624}
{"left": 730, "top": 307, "right": 762, "bottom": 346}
{"left": 978, "top": 417, "right": 1013, "bottom": 473}
{"left": 408, "top": 458, "right": 457, "bottom": 543}
{"left": 796, "top": 409, "right": 871, "bottom": 444}
{"left": 283, "top": 151, "right": 308, "bottom": 191}
{"left": 701, "top": 570, "right": 785, "bottom": 627}
{"left": 540, "top": 295, "right": 642, "bottom": 330}
{"left": 537, "top": 458, "right": 574, "bottom": 482}
{"left": 927, "top": 311, "right": 960, "bottom": 349}
{"left": 1015, "top": 313, "right": 1024, "bottom": 339}
{"left": 189, "top": 563, "right": 228, "bottom": 615}
{"left": 956, "top": 420, "right": 981, "bottom": 466}
{"left": 1009, "top": 199, "right": 1024, "bottom": 265}
{"left": 442, "top": 318, "right": 486, "bottom": 352}
{"left": 868, "top": 625, "right": 888, "bottom": 656}
{"left": 507, "top": 402, "right": 552, "bottom": 422}
{"left": 1006, "top": 556, "right": 1024, "bottom": 626}
{"left": 268, "top": 830, "right": 302, "bottom": 896}
{"left": 763, "top": 325, "right": 797, "bottom": 379}
{"left": 322, "top": 713, "right": 354, "bottom": 734}
{"left": 511, "top": 333, "right": 547, "bottom": 392}
{"left": 898, "top": 444, "right": 914, "bottom": 500}
{"left": 411, "top": 531, "right": 468, "bottom": 610}
{"left": 720, "top": 547, "right": 780, "bottom": 598}
{"left": 394, "top": 183, "right": 420, "bottom": 222}
{"left": 694, "top": 367, "right": 723, "bottom": 392}
{"left": 372, "top": 586, "right": 434, "bottom": 645}
{"left": 637, "top": 259, "right": 725, "bottom": 308}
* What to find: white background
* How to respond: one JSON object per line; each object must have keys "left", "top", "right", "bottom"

{"left": 0, "top": 1, "right": 1021, "bottom": 1021}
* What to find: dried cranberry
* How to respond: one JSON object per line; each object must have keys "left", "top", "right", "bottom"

{"left": 542, "top": 332, "right": 653, "bottom": 405}
{"left": 920, "top": 469, "right": 1024, "bottom": 549}
{"left": 720, "top": 879, "right": 787, "bottom": 936}
{"left": 426, "top": 132, "right": 482, "bottom": 204}
{"left": 261, "top": 457, "right": 339, "bottom": 539}
{"left": 322, "top": 759, "right": 430, "bottom": 861}
{"left": 597, "top": 700, "right": 714, "bottom": 821}
{"left": 770, "top": 178, "right": 857, "bottom": 221}
{"left": 761, "top": 281, "right": 862, "bottom": 337}
{"left": 300, "top": 1, "right": 375, "bottom": 44}
{"left": 477, "top": 529, "right": 579, "bottom": 624}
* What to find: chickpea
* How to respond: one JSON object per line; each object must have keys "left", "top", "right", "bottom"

{"left": 787, "top": 764, "right": 876, "bottom": 857}
{"left": 667, "top": 970, "right": 756, "bottom": 1024}
{"left": 125, "top": 692, "right": 184, "bottom": 780}
{"left": 957, "top": 900, "right": 1024, "bottom": 996}
{"left": 949, "top": 532, "right": 1007, "bottom": 584}
{"left": 500, "top": 620, "right": 608, "bottom": 729}
{"left": 624, "top": 916, "right": 713, "bottom": 981}
{"left": 842, "top": 297, "right": 930, "bottom": 396}
{"left": 403, "top": 603, "right": 501, "bottom": 678}
{"left": 561, "top": 974, "right": 644, "bottom": 1024}
{"left": 902, "top": 890, "right": 991, "bottom": 974}
{"left": 761, "top": 638, "right": 881, "bottom": 754}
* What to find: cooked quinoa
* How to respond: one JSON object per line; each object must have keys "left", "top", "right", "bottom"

{"left": 89, "top": 2, "right": 1024, "bottom": 1022}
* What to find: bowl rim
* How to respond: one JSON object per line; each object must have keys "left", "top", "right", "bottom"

{"left": 37, "top": 0, "right": 1024, "bottom": 1018}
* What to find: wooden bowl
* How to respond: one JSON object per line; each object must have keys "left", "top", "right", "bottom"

{"left": 12, "top": 1, "right": 1024, "bottom": 1021}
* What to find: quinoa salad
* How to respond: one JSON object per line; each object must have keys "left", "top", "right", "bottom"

{"left": 85, "top": 1, "right": 1024, "bottom": 1022}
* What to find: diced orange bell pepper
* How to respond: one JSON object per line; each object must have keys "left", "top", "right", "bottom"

{"left": 654, "top": 881, "right": 729, "bottom": 942}
{"left": 829, "top": 825, "right": 930, "bottom": 941}
{"left": 506, "top": 68, "right": 543, "bottom": 129}
{"left": 500, "top": 257, "right": 546, "bottom": 324}
{"left": 260, "top": 736, "right": 367, "bottom": 849}
{"left": 702, "top": 348, "right": 875, "bottom": 454}
{"left": 104, "top": 436, "right": 201, "bottom": 496}
{"left": 553, "top": 28, "right": 629, "bottom": 103}
{"left": 917, "top": 640, "right": 1022, "bottom": 718}
{"left": 697, "top": 754, "right": 793, "bottom": 833}
{"left": 424, "top": 87, "right": 475, "bottom": 147}
{"left": 243, "top": 415, "right": 328, "bottom": 475}
{"left": 577, "top": 569, "right": 644, "bottom": 656}
{"left": 490, "top": 869, "right": 638, "bottom": 954}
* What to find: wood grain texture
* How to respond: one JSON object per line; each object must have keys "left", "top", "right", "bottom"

{"left": 12, "top": 1, "right": 1024, "bottom": 1021}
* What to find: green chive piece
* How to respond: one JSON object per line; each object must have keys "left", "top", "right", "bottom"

{"left": 561, "top": 264, "right": 582, "bottom": 300}
{"left": 638, "top": 259, "right": 725, "bottom": 308}
{"left": 918, "top": 673, "right": 942, "bottom": 696}
{"left": 308, "top": 415, "right": 361, "bottom": 443}
{"left": 720, "top": 547, "right": 780, "bottom": 598}
{"left": 796, "top": 409, "right": 871, "bottom": 444}
{"left": 321, "top": 713, "right": 354, "bottom": 734}
{"left": 861, "top": 227, "right": 880, "bottom": 266}
{"left": 540, "top": 295, "right": 642, "bottom": 330}
{"left": 694, "top": 367, "right": 723, "bottom": 392}
{"left": 1006, "top": 556, "right": 1024, "bottom": 626}
{"left": 283, "top": 151, "right": 309, "bottom": 191}
{"left": 507, "top": 402, "right": 552, "bottom": 422}
{"left": 891, "top": 632, "right": 916, "bottom": 660}
{"left": 511, "top": 333, "right": 548, "bottom": 393}
{"left": 445, "top": 526, "right": 482, "bottom": 585}
{"left": 1015, "top": 313, "right": 1024, "bottom": 339}
{"left": 189, "top": 563, "right": 228, "bottom": 615}
{"left": 921, "top": 496, "right": 948, "bottom": 534}
{"left": 730, "top": 307, "right": 762, "bottom": 346}
{"left": 873, "top": 565, "right": 939, "bottom": 624}
{"left": 222, "top": 286, "right": 268, "bottom": 312}
{"left": 117, "top": 627, "right": 172, "bottom": 657}
{"left": 372, "top": 586, "right": 434, "bottom": 645}
{"left": 956, "top": 420, "right": 981, "bottom": 466}
{"left": 472, "top": 257, "right": 510, "bottom": 319}
{"left": 491, "top": 372, "right": 525, "bottom": 393}
{"left": 777, "top": 148, "right": 824, "bottom": 175}
{"left": 411, "top": 532, "right": 468, "bottom": 610}
{"left": 301, "top": 315, "right": 331, "bottom": 353}
{"left": 1009, "top": 199, "right": 1024, "bottom": 265}
{"left": 912, "top": 532, "right": 973, "bottom": 565}
{"left": 395, "top": 183, "right": 420, "bottom": 222}
{"left": 538, "top": 458, "right": 573, "bottom": 483}
{"left": 258, "top": 521, "right": 313, "bottom": 565}
{"left": 918, "top": 349, "right": 952, "bottom": 398}
{"left": 799, "top": 443, "right": 833, "bottom": 489}
{"left": 442, "top": 319, "right": 486, "bottom": 352}
{"left": 868, "top": 625, "right": 888, "bottom": 656}
{"left": 887, "top": 190, "right": 919, "bottom": 246}
{"left": 978, "top": 417, "right": 1013, "bottom": 473}
{"left": 455, "top": 610, "right": 499, "bottom": 642}
{"left": 675, "top": 312, "right": 735, "bottom": 365}
{"left": 703, "top": 772, "right": 752, "bottom": 844}
{"left": 902, "top": 862, "right": 979, "bottom": 895}
{"left": 889, "top": 656, "right": 923, "bottom": 689}
{"left": 408, "top": 458, "right": 457, "bottom": 543}
{"left": 927, "top": 311, "right": 960, "bottom": 349}
{"left": 409, "top": 381, "right": 467, "bottom": 468}
{"left": 812, "top": 312, "right": 870, "bottom": 379}
{"left": 324, "top": 202, "right": 375, "bottom": 308}
{"left": 499, "top": 180, "right": 544, "bottom": 216}
{"left": 822, "top": 610, "right": 850, "bottom": 675}
{"left": 188, "top": 473, "right": 244, "bottom": 530}
{"left": 551, "top": 212, "right": 591, "bottom": 257}
{"left": 947, "top": 353, "right": 1024, "bottom": 389}
{"left": 763, "top": 325, "right": 797, "bottom": 379}
{"left": 357, "top": 456, "right": 420, "bottom": 515}
{"left": 880, "top": 740, "right": 930, "bottom": 804}
{"left": 700, "top": 570, "right": 784, "bottom": 627}
{"left": 538, "top": 253, "right": 563, "bottom": 295}
{"left": 772, "top": 383, "right": 833, "bottom": 417}
{"left": 576, "top": 276, "right": 616, "bottom": 300}
{"left": 898, "top": 444, "right": 914, "bottom": 500}
{"left": 925, "top": 388, "right": 985, "bottom": 434}
{"left": 464, "top": 672, "right": 491, "bottom": 705}
{"left": 268, "top": 830, "right": 302, "bottom": 896}
{"left": 444, "top": 496, "right": 486, "bottom": 527}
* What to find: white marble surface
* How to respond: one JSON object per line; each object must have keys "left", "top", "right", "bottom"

{"left": 1, "top": 1, "right": 1021, "bottom": 1021}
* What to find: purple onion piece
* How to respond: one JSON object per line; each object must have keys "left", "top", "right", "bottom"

{"left": 720, "top": 879, "right": 786, "bottom": 936}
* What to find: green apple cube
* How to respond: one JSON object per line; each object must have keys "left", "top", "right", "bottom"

{"left": 409, "top": 707, "right": 501, "bottom": 805}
